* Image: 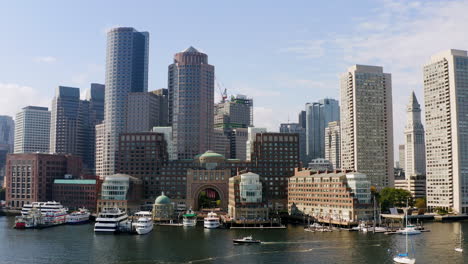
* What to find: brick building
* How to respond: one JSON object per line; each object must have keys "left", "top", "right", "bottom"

{"left": 249, "top": 132, "right": 300, "bottom": 209}
{"left": 52, "top": 178, "right": 100, "bottom": 212}
{"left": 288, "top": 169, "right": 373, "bottom": 224}
{"left": 116, "top": 132, "right": 300, "bottom": 211}
{"left": 5, "top": 153, "right": 82, "bottom": 209}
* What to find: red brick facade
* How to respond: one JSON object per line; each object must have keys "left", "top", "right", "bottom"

{"left": 5, "top": 153, "right": 82, "bottom": 209}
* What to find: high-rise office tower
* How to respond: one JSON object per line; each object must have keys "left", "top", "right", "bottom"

{"left": 280, "top": 123, "right": 307, "bottom": 166}
{"left": 50, "top": 86, "right": 81, "bottom": 155}
{"left": 168, "top": 47, "right": 214, "bottom": 159}
{"left": 50, "top": 84, "right": 104, "bottom": 172}
{"left": 398, "top": 144, "right": 406, "bottom": 170}
{"left": 152, "top": 88, "right": 169, "bottom": 126}
{"left": 214, "top": 94, "right": 253, "bottom": 158}
{"left": 100, "top": 27, "right": 149, "bottom": 176}
{"left": 125, "top": 92, "right": 161, "bottom": 133}
{"left": 340, "top": 65, "right": 394, "bottom": 188}
{"left": 246, "top": 127, "right": 267, "bottom": 161}
{"left": 298, "top": 110, "right": 306, "bottom": 129}
{"left": 94, "top": 123, "right": 105, "bottom": 177}
{"left": 80, "top": 83, "right": 105, "bottom": 172}
{"left": 423, "top": 49, "right": 468, "bottom": 213}
{"left": 214, "top": 94, "right": 253, "bottom": 130}
{"left": 14, "top": 106, "right": 51, "bottom": 154}
{"left": 404, "top": 92, "right": 425, "bottom": 176}
{"left": 305, "top": 98, "right": 339, "bottom": 160}
{"left": 325, "top": 121, "right": 340, "bottom": 170}
{"left": 230, "top": 128, "right": 248, "bottom": 160}
{"left": 0, "top": 116, "right": 14, "bottom": 151}
{"left": 0, "top": 115, "right": 14, "bottom": 184}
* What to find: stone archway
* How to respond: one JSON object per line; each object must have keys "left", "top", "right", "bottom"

{"left": 191, "top": 184, "right": 227, "bottom": 211}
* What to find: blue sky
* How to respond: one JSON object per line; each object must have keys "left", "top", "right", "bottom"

{"left": 1, "top": 0, "right": 468, "bottom": 157}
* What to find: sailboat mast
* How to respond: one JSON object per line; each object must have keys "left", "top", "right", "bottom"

{"left": 405, "top": 199, "right": 409, "bottom": 254}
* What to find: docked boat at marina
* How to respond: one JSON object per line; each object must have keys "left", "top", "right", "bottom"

{"left": 66, "top": 208, "right": 91, "bottom": 224}
{"left": 16, "top": 201, "right": 68, "bottom": 229}
{"left": 183, "top": 209, "right": 197, "bottom": 227}
{"left": 397, "top": 224, "right": 421, "bottom": 235}
{"left": 14, "top": 207, "right": 44, "bottom": 229}
{"left": 203, "top": 211, "right": 220, "bottom": 229}
{"left": 134, "top": 211, "right": 153, "bottom": 235}
{"left": 39, "top": 208, "right": 68, "bottom": 228}
{"left": 94, "top": 208, "right": 129, "bottom": 233}
{"left": 233, "top": 236, "right": 261, "bottom": 244}
{"left": 21, "top": 201, "right": 68, "bottom": 216}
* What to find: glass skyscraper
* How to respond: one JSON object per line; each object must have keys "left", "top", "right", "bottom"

{"left": 99, "top": 27, "right": 149, "bottom": 177}
{"left": 305, "top": 98, "right": 339, "bottom": 161}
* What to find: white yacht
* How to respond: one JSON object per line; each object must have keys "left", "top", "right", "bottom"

{"left": 203, "top": 211, "right": 220, "bottom": 229}
{"left": 66, "top": 208, "right": 91, "bottom": 224}
{"left": 94, "top": 208, "right": 129, "bottom": 233}
{"left": 21, "top": 201, "right": 68, "bottom": 216}
{"left": 134, "top": 211, "right": 153, "bottom": 235}
{"left": 397, "top": 224, "right": 421, "bottom": 235}
{"left": 183, "top": 209, "right": 197, "bottom": 227}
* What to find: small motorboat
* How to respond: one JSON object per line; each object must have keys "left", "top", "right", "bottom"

{"left": 233, "top": 235, "right": 261, "bottom": 244}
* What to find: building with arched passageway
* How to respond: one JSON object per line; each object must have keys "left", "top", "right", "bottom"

{"left": 186, "top": 151, "right": 233, "bottom": 211}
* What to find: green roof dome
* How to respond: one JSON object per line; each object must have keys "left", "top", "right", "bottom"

{"left": 199, "top": 150, "right": 224, "bottom": 159}
{"left": 155, "top": 192, "right": 171, "bottom": 205}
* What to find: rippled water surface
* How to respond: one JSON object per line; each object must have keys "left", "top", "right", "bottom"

{"left": 0, "top": 217, "right": 467, "bottom": 263}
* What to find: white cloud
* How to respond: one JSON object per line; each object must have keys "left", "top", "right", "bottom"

{"left": 280, "top": 0, "right": 468, "bottom": 156}
{"left": 70, "top": 63, "right": 105, "bottom": 88}
{"left": 253, "top": 106, "right": 279, "bottom": 132}
{"left": 34, "top": 56, "right": 57, "bottom": 63}
{"left": 0, "top": 83, "right": 50, "bottom": 117}
{"left": 227, "top": 83, "right": 281, "bottom": 99}
{"left": 279, "top": 40, "right": 326, "bottom": 59}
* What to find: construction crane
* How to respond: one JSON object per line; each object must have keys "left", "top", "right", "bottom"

{"left": 215, "top": 76, "right": 228, "bottom": 103}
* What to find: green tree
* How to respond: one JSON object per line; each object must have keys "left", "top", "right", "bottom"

{"left": 379, "top": 187, "right": 413, "bottom": 212}
{"left": 414, "top": 197, "right": 426, "bottom": 209}
{"left": 0, "top": 188, "right": 4, "bottom": 201}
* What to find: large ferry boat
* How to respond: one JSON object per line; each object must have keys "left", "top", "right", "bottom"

{"left": 41, "top": 208, "right": 68, "bottom": 227}
{"left": 14, "top": 207, "right": 44, "bottom": 229}
{"left": 183, "top": 209, "right": 197, "bottom": 227}
{"left": 66, "top": 208, "right": 91, "bottom": 224}
{"left": 203, "top": 211, "right": 220, "bottom": 229}
{"left": 94, "top": 208, "right": 129, "bottom": 233}
{"left": 21, "top": 201, "right": 68, "bottom": 216}
{"left": 134, "top": 211, "right": 153, "bottom": 235}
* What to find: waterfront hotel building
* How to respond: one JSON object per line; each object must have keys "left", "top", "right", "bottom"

{"left": 115, "top": 131, "right": 300, "bottom": 211}
{"left": 288, "top": 169, "right": 372, "bottom": 223}
{"left": 423, "top": 49, "right": 468, "bottom": 214}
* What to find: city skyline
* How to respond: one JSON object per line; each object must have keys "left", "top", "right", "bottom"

{"left": 3, "top": 1, "right": 468, "bottom": 159}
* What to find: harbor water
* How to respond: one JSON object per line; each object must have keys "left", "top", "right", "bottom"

{"left": 0, "top": 216, "right": 466, "bottom": 264}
